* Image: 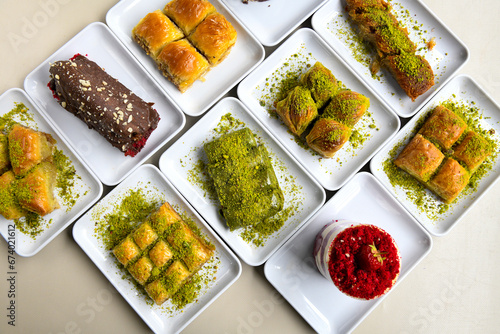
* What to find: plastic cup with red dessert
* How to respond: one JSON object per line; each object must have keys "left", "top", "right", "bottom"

{"left": 313, "top": 219, "right": 401, "bottom": 300}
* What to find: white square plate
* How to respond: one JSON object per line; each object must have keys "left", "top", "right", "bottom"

{"left": 371, "top": 75, "right": 500, "bottom": 236}
{"left": 220, "top": 0, "right": 328, "bottom": 46}
{"left": 24, "top": 22, "right": 185, "bottom": 186}
{"left": 312, "top": 0, "right": 469, "bottom": 118}
{"left": 265, "top": 172, "right": 433, "bottom": 334}
{"left": 238, "top": 28, "right": 400, "bottom": 191}
{"left": 73, "top": 164, "right": 241, "bottom": 334}
{"left": 158, "top": 97, "right": 326, "bottom": 266}
{"left": 0, "top": 88, "right": 102, "bottom": 257}
{"left": 106, "top": 0, "right": 264, "bottom": 116}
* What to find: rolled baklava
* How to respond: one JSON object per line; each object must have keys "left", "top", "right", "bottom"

{"left": 300, "top": 62, "right": 338, "bottom": 109}
{"left": 306, "top": 118, "right": 351, "bottom": 158}
{"left": 323, "top": 90, "right": 370, "bottom": 128}
{"left": 275, "top": 86, "right": 318, "bottom": 136}
{"left": 48, "top": 55, "right": 160, "bottom": 157}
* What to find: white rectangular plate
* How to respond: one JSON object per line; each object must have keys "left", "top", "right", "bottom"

{"left": 238, "top": 28, "right": 400, "bottom": 190}
{"left": 312, "top": 0, "right": 469, "bottom": 118}
{"left": 220, "top": 0, "right": 328, "bottom": 46}
{"left": 371, "top": 75, "right": 500, "bottom": 236}
{"left": 158, "top": 97, "right": 326, "bottom": 266}
{"left": 106, "top": 0, "right": 264, "bottom": 116}
{"left": 73, "top": 164, "right": 241, "bottom": 334}
{"left": 24, "top": 22, "right": 185, "bottom": 186}
{"left": 0, "top": 88, "right": 102, "bottom": 257}
{"left": 264, "top": 172, "right": 433, "bottom": 334}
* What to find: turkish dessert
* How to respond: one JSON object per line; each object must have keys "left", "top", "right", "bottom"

{"left": 274, "top": 61, "right": 370, "bottom": 158}
{"left": 112, "top": 201, "right": 214, "bottom": 305}
{"left": 164, "top": 0, "right": 216, "bottom": 35}
{"left": 0, "top": 124, "right": 60, "bottom": 219}
{"left": 0, "top": 171, "right": 28, "bottom": 220}
{"left": 134, "top": 0, "right": 237, "bottom": 93}
{"left": 189, "top": 12, "right": 237, "bottom": 65}
{"left": 156, "top": 39, "right": 210, "bottom": 93}
{"left": 275, "top": 86, "right": 318, "bottom": 136}
{"left": 313, "top": 220, "right": 401, "bottom": 300}
{"left": 346, "top": 0, "right": 434, "bottom": 101}
{"left": 132, "top": 9, "right": 185, "bottom": 59}
{"left": 0, "top": 134, "right": 9, "bottom": 174}
{"left": 204, "top": 128, "right": 284, "bottom": 231}
{"left": 48, "top": 55, "right": 160, "bottom": 157}
{"left": 306, "top": 118, "right": 351, "bottom": 158}
{"left": 394, "top": 105, "right": 493, "bottom": 203}
{"left": 323, "top": 90, "right": 370, "bottom": 128}
{"left": 300, "top": 62, "right": 339, "bottom": 109}
{"left": 8, "top": 124, "right": 55, "bottom": 176}
{"left": 15, "top": 161, "right": 59, "bottom": 216}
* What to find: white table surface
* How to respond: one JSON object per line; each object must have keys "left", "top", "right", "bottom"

{"left": 0, "top": 0, "right": 499, "bottom": 333}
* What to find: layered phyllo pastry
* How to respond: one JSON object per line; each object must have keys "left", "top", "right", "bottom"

{"left": 323, "top": 90, "right": 370, "bottom": 128}
{"left": 48, "top": 55, "right": 160, "bottom": 157}
{"left": 132, "top": 10, "right": 184, "bottom": 59}
{"left": 133, "top": 0, "right": 237, "bottom": 93}
{"left": 8, "top": 124, "right": 55, "bottom": 176}
{"left": 418, "top": 105, "right": 467, "bottom": 150}
{"left": 300, "top": 62, "right": 338, "bottom": 109}
{"left": 204, "top": 128, "right": 284, "bottom": 231}
{"left": 189, "top": 12, "right": 237, "bottom": 65}
{"left": 346, "top": 0, "right": 434, "bottom": 101}
{"left": 275, "top": 86, "right": 318, "bottom": 136}
{"left": 156, "top": 39, "right": 210, "bottom": 93}
{"left": 112, "top": 202, "right": 214, "bottom": 305}
{"left": 164, "top": 0, "right": 216, "bottom": 35}
{"left": 0, "top": 171, "right": 28, "bottom": 220}
{"left": 394, "top": 105, "right": 492, "bottom": 203}
{"left": 394, "top": 134, "right": 444, "bottom": 183}
{"left": 306, "top": 118, "right": 351, "bottom": 158}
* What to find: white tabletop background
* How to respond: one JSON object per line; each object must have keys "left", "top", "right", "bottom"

{"left": 0, "top": 0, "right": 499, "bottom": 333}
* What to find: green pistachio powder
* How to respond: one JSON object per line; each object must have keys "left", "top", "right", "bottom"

{"left": 184, "top": 113, "right": 304, "bottom": 247}
{"left": 382, "top": 98, "right": 499, "bottom": 221}
{"left": 93, "top": 186, "right": 219, "bottom": 314}
{"left": 0, "top": 102, "right": 84, "bottom": 238}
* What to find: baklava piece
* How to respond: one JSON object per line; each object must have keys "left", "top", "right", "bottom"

{"left": 275, "top": 86, "right": 318, "bottom": 136}
{"left": 132, "top": 10, "right": 184, "bottom": 59}
{"left": 394, "top": 134, "right": 444, "bottom": 183}
{"left": 189, "top": 12, "right": 237, "bottom": 65}
{"left": 383, "top": 53, "right": 434, "bottom": 101}
{"left": 204, "top": 128, "right": 284, "bottom": 231}
{"left": 128, "top": 256, "right": 154, "bottom": 285}
{"left": 8, "top": 124, "right": 55, "bottom": 176}
{"left": 156, "top": 39, "right": 210, "bottom": 93}
{"left": 306, "top": 118, "right": 351, "bottom": 158}
{"left": 427, "top": 158, "right": 469, "bottom": 204}
{"left": 145, "top": 260, "right": 191, "bottom": 305}
{"left": 132, "top": 222, "right": 158, "bottom": 251}
{"left": 164, "top": 0, "right": 216, "bottom": 35}
{"left": 113, "top": 236, "right": 141, "bottom": 267}
{"left": 418, "top": 105, "right": 467, "bottom": 149}
{"left": 0, "top": 134, "right": 10, "bottom": 174}
{"left": 453, "top": 131, "right": 493, "bottom": 172}
{"left": 148, "top": 201, "right": 183, "bottom": 235}
{"left": 0, "top": 171, "right": 28, "bottom": 220}
{"left": 149, "top": 240, "right": 174, "bottom": 268}
{"left": 323, "top": 90, "right": 370, "bottom": 128}
{"left": 300, "top": 62, "right": 338, "bottom": 109}
{"left": 16, "top": 161, "right": 59, "bottom": 216}
{"left": 48, "top": 55, "right": 160, "bottom": 157}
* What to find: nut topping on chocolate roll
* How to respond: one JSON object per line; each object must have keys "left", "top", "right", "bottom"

{"left": 48, "top": 55, "right": 160, "bottom": 157}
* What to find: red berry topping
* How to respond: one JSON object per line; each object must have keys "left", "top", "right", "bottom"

{"left": 356, "top": 243, "right": 387, "bottom": 271}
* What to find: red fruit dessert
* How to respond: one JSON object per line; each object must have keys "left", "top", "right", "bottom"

{"left": 313, "top": 220, "right": 401, "bottom": 300}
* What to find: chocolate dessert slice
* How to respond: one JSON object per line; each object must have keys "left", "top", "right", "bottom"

{"left": 48, "top": 55, "right": 160, "bottom": 157}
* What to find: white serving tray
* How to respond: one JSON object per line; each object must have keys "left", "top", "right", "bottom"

{"left": 312, "top": 0, "right": 469, "bottom": 118}
{"left": 238, "top": 28, "right": 400, "bottom": 190}
{"left": 0, "top": 88, "right": 102, "bottom": 257}
{"left": 73, "top": 164, "right": 241, "bottom": 334}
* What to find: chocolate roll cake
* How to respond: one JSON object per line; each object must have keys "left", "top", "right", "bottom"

{"left": 48, "top": 55, "right": 160, "bottom": 157}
